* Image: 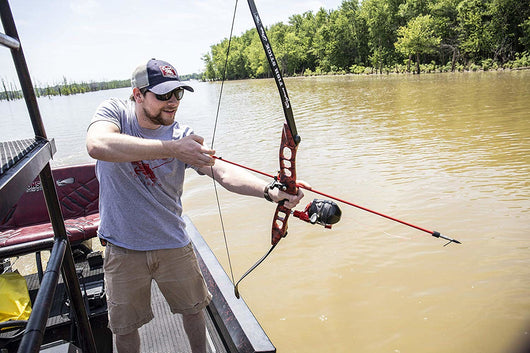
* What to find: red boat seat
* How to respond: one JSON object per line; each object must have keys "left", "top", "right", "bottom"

{"left": 0, "top": 164, "right": 100, "bottom": 248}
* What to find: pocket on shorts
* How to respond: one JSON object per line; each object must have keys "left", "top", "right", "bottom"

{"left": 104, "top": 243, "right": 134, "bottom": 274}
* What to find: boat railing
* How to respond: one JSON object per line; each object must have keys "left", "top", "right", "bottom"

{"left": 0, "top": 0, "right": 97, "bottom": 351}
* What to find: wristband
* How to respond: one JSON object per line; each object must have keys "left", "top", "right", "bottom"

{"left": 264, "top": 184, "right": 273, "bottom": 202}
{"left": 264, "top": 179, "right": 284, "bottom": 202}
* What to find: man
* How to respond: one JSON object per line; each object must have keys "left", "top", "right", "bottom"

{"left": 86, "top": 58, "right": 304, "bottom": 353}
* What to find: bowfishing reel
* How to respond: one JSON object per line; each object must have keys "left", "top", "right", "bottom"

{"left": 293, "top": 199, "right": 342, "bottom": 228}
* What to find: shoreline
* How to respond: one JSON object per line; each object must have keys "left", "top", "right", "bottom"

{"left": 298, "top": 65, "right": 530, "bottom": 78}
{"left": 2, "top": 66, "right": 529, "bottom": 101}
{"left": 202, "top": 65, "right": 530, "bottom": 83}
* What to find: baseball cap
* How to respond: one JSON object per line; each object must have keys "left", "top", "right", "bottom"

{"left": 131, "top": 58, "right": 194, "bottom": 94}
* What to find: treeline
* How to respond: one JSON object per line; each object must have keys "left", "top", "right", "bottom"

{"left": 0, "top": 73, "right": 200, "bottom": 101}
{"left": 202, "top": 0, "right": 530, "bottom": 79}
{"left": 0, "top": 77, "right": 130, "bottom": 101}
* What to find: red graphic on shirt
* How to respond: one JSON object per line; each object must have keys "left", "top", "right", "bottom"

{"left": 131, "top": 159, "right": 174, "bottom": 187}
{"left": 132, "top": 161, "right": 157, "bottom": 185}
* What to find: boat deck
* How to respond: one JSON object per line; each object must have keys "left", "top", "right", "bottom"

{"left": 1, "top": 213, "right": 275, "bottom": 353}
{"left": 6, "top": 258, "right": 227, "bottom": 353}
{"left": 139, "top": 282, "right": 227, "bottom": 353}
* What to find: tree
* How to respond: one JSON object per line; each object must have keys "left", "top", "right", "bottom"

{"left": 312, "top": 8, "right": 333, "bottom": 72}
{"left": 243, "top": 30, "right": 268, "bottom": 78}
{"left": 324, "top": 1, "right": 369, "bottom": 70}
{"left": 429, "top": 0, "right": 461, "bottom": 71}
{"left": 395, "top": 15, "right": 442, "bottom": 73}
{"left": 203, "top": 38, "right": 231, "bottom": 80}
{"left": 289, "top": 11, "right": 321, "bottom": 73}
{"left": 456, "top": 0, "right": 494, "bottom": 63}
{"left": 398, "top": 0, "right": 432, "bottom": 21}
{"left": 202, "top": 53, "right": 216, "bottom": 80}
{"left": 520, "top": 17, "right": 530, "bottom": 50}
{"left": 360, "top": 0, "right": 403, "bottom": 73}
{"left": 199, "top": 0, "right": 529, "bottom": 78}
{"left": 268, "top": 22, "right": 291, "bottom": 75}
{"left": 487, "top": 0, "right": 530, "bottom": 62}
{"left": 2, "top": 79, "right": 10, "bottom": 101}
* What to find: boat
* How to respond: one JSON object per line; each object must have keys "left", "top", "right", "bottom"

{"left": 0, "top": 0, "right": 275, "bottom": 351}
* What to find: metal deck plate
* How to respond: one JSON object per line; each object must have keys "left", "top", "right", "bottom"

{"left": 136, "top": 282, "right": 228, "bottom": 353}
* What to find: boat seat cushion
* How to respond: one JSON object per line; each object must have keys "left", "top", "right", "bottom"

{"left": 0, "top": 164, "right": 100, "bottom": 247}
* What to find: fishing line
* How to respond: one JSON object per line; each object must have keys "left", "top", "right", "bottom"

{"left": 209, "top": 0, "right": 239, "bottom": 286}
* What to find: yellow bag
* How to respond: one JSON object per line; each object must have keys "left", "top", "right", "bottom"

{"left": 0, "top": 272, "right": 32, "bottom": 323}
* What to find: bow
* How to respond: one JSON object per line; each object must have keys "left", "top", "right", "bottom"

{"left": 227, "top": 1, "right": 460, "bottom": 297}
{"left": 233, "top": 0, "right": 302, "bottom": 298}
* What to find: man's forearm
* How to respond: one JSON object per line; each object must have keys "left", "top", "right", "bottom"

{"left": 202, "top": 160, "right": 267, "bottom": 198}
{"left": 202, "top": 160, "right": 305, "bottom": 208}
{"left": 87, "top": 122, "right": 215, "bottom": 167}
{"left": 87, "top": 132, "right": 172, "bottom": 162}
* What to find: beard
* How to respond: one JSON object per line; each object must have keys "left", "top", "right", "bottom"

{"left": 141, "top": 105, "right": 176, "bottom": 126}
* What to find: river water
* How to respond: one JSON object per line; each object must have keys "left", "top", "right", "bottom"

{"left": 1, "top": 71, "right": 529, "bottom": 353}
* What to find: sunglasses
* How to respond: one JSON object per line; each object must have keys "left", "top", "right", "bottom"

{"left": 143, "top": 88, "right": 184, "bottom": 101}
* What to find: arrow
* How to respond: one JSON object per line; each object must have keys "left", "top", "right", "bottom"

{"left": 213, "top": 155, "right": 462, "bottom": 246}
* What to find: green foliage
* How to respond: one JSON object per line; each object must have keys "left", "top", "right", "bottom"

{"left": 349, "top": 64, "right": 367, "bottom": 74}
{"left": 395, "top": 15, "right": 441, "bottom": 73}
{"left": 512, "top": 51, "right": 530, "bottom": 67}
{"left": 395, "top": 15, "right": 441, "bottom": 56}
{"left": 201, "top": 0, "right": 529, "bottom": 80}
{"left": 520, "top": 18, "right": 530, "bottom": 49}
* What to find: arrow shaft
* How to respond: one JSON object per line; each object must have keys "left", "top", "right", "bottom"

{"left": 300, "top": 186, "right": 432, "bottom": 234}
{"left": 213, "top": 155, "right": 461, "bottom": 244}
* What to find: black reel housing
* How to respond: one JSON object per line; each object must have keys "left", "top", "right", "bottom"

{"left": 307, "top": 199, "right": 342, "bottom": 227}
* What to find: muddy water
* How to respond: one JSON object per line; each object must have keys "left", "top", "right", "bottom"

{"left": 2, "top": 70, "right": 529, "bottom": 352}
{"left": 182, "top": 71, "right": 530, "bottom": 353}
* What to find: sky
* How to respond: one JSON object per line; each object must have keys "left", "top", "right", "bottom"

{"left": 1, "top": 0, "right": 344, "bottom": 86}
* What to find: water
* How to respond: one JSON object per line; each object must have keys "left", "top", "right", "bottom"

{"left": 1, "top": 71, "right": 529, "bottom": 353}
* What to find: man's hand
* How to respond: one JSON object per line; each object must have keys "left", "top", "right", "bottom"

{"left": 268, "top": 180, "right": 310, "bottom": 209}
{"left": 171, "top": 135, "right": 215, "bottom": 168}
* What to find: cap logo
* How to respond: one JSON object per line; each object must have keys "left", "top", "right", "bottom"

{"left": 159, "top": 65, "right": 178, "bottom": 78}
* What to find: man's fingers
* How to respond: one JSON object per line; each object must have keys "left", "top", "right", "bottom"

{"left": 199, "top": 153, "right": 215, "bottom": 167}
{"left": 296, "top": 180, "right": 312, "bottom": 190}
{"left": 200, "top": 144, "right": 215, "bottom": 156}
{"left": 275, "top": 187, "right": 304, "bottom": 209}
{"left": 190, "top": 134, "right": 205, "bottom": 144}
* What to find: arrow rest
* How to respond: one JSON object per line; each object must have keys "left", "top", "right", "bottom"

{"left": 293, "top": 199, "right": 342, "bottom": 228}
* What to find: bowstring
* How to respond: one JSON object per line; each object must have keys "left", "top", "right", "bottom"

{"left": 209, "top": 0, "right": 239, "bottom": 286}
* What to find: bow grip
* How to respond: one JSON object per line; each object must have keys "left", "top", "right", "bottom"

{"left": 271, "top": 123, "right": 299, "bottom": 245}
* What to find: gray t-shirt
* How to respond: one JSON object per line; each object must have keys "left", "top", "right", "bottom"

{"left": 90, "top": 98, "right": 194, "bottom": 251}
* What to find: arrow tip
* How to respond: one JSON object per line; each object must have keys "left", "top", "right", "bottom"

{"left": 433, "top": 231, "right": 461, "bottom": 245}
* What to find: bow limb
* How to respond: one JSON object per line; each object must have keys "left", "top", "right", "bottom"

{"left": 247, "top": 0, "right": 301, "bottom": 244}
{"left": 234, "top": 0, "right": 301, "bottom": 298}
{"left": 247, "top": 0, "right": 299, "bottom": 140}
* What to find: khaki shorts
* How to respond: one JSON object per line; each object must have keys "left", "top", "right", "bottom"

{"left": 103, "top": 242, "right": 212, "bottom": 335}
